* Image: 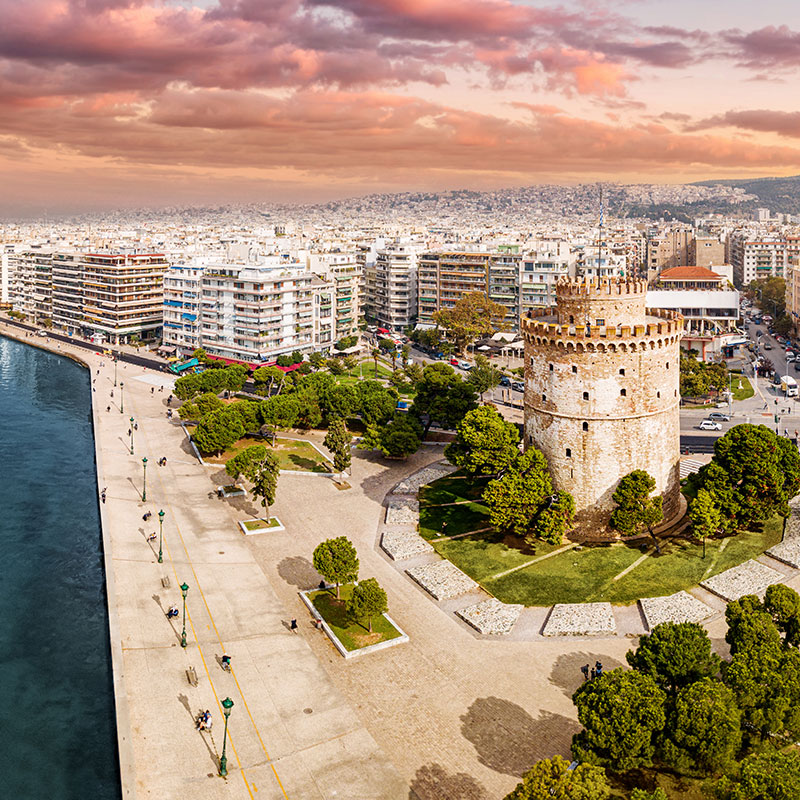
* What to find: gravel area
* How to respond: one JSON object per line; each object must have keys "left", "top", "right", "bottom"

{"left": 639, "top": 591, "right": 715, "bottom": 630}
{"left": 380, "top": 528, "right": 434, "bottom": 561}
{"left": 542, "top": 603, "right": 617, "bottom": 637}
{"left": 767, "top": 538, "right": 800, "bottom": 569}
{"left": 456, "top": 598, "right": 522, "bottom": 635}
{"left": 701, "top": 559, "right": 784, "bottom": 601}
{"left": 391, "top": 462, "right": 457, "bottom": 495}
{"left": 406, "top": 561, "right": 478, "bottom": 600}
{"left": 385, "top": 497, "right": 419, "bottom": 526}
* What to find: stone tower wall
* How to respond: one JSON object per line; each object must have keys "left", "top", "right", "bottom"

{"left": 555, "top": 276, "right": 648, "bottom": 328}
{"left": 522, "top": 305, "right": 683, "bottom": 534}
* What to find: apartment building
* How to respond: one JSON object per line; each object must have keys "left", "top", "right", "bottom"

{"left": 9, "top": 250, "right": 168, "bottom": 341}
{"left": 306, "top": 250, "right": 361, "bottom": 345}
{"left": 728, "top": 233, "right": 787, "bottom": 285}
{"left": 786, "top": 253, "right": 800, "bottom": 339}
{"left": 364, "top": 239, "right": 420, "bottom": 332}
{"left": 646, "top": 228, "right": 692, "bottom": 280}
{"left": 520, "top": 251, "right": 573, "bottom": 314}
{"left": 574, "top": 246, "right": 626, "bottom": 279}
{"left": 690, "top": 233, "right": 725, "bottom": 268}
{"left": 162, "top": 262, "right": 203, "bottom": 354}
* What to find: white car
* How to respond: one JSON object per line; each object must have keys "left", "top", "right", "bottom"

{"left": 698, "top": 419, "right": 722, "bottom": 431}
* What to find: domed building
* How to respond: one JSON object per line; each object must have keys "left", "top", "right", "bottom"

{"left": 522, "top": 277, "right": 683, "bottom": 534}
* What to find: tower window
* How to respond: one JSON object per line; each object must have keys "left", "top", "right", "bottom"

{"left": 572, "top": 365, "right": 577, "bottom": 374}
{"left": 542, "top": 394, "right": 546, "bottom": 402}
{"left": 596, "top": 319, "right": 605, "bottom": 326}
{"left": 666, "top": 362, "right": 669, "bottom": 369}
{"left": 620, "top": 388, "right": 627, "bottom": 396}
{"left": 582, "top": 422, "right": 588, "bottom": 431}
{"left": 566, "top": 448, "right": 572, "bottom": 458}
{"left": 549, "top": 363, "right": 554, "bottom": 372}
{"left": 583, "top": 391, "right": 589, "bottom": 400}
{"left": 569, "top": 315, "right": 574, "bottom": 324}
{"left": 657, "top": 391, "right": 661, "bottom": 398}
{"left": 619, "top": 368, "right": 625, "bottom": 376}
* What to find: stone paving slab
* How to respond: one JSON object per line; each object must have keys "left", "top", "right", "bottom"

{"left": 542, "top": 603, "right": 617, "bottom": 637}
{"left": 639, "top": 591, "right": 715, "bottom": 630}
{"left": 391, "top": 462, "right": 457, "bottom": 495}
{"left": 456, "top": 598, "right": 522, "bottom": 635}
{"left": 767, "top": 537, "right": 800, "bottom": 569}
{"left": 700, "top": 559, "right": 784, "bottom": 601}
{"left": 380, "top": 528, "right": 434, "bottom": 561}
{"left": 406, "top": 561, "right": 478, "bottom": 600}
{"left": 385, "top": 497, "right": 419, "bottom": 526}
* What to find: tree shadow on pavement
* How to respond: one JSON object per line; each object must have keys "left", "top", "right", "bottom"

{"left": 408, "top": 763, "right": 490, "bottom": 800}
{"left": 460, "top": 697, "right": 580, "bottom": 777}
{"left": 277, "top": 555, "right": 322, "bottom": 589}
{"left": 549, "top": 651, "right": 625, "bottom": 699}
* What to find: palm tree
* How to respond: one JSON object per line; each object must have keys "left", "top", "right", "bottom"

{"left": 372, "top": 348, "right": 380, "bottom": 378}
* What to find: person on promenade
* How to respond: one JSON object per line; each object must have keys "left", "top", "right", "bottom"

{"left": 167, "top": 605, "right": 179, "bottom": 618}
{"left": 221, "top": 653, "right": 231, "bottom": 671}
{"left": 581, "top": 664, "right": 589, "bottom": 681}
{"left": 151, "top": 387, "right": 154, "bottom": 395}
{"left": 290, "top": 619, "right": 298, "bottom": 633}
{"left": 134, "top": 422, "right": 138, "bottom": 430}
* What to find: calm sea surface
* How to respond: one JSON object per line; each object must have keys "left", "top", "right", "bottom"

{"left": 0, "top": 336, "right": 119, "bottom": 798}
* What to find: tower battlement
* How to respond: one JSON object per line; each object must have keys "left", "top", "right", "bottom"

{"left": 555, "top": 276, "right": 648, "bottom": 298}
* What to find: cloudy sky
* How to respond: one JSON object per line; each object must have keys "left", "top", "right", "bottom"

{"left": 2, "top": 0, "right": 800, "bottom": 214}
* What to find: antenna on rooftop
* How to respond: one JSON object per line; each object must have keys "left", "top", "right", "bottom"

{"left": 597, "top": 184, "right": 604, "bottom": 277}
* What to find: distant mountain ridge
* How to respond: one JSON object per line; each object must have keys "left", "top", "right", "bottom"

{"left": 692, "top": 175, "right": 800, "bottom": 216}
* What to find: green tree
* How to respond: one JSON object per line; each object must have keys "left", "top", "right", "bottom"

{"left": 174, "top": 372, "right": 203, "bottom": 400}
{"left": 688, "top": 425, "right": 800, "bottom": 533}
{"left": 445, "top": 406, "right": 520, "bottom": 477}
{"left": 260, "top": 394, "right": 300, "bottom": 444}
{"left": 192, "top": 405, "right": 245, "bottom": 454}
{"left": 403, "top": 361, "right": 424, "bottom": 385}
{"left": 356, "top": 380, "right": 397, "bottom": 426}
{"left": 179, "top": 390, "right": 223, "bottom": 421}
{"left": 610, "top": 470, "right": 664, "bottom": 550}
{"left": 410, "top": 362, "right": 478, "bottom": 437}
{"left": 627, "top": 622, "right": 720, "bottom": 695}
{"left": 370, "top": 414, "right": 423, "bottom": 459}
{"left": 631, "top": 791, "right": 667, "bottom": 800}
{"left": 334, "top": 335, "right": 358, "bottom": 351}
{"left": 711, "top": 751, "right": 800, "bottom": 800}
{"left": 312, "top": 537, "right": 359, "bottom": 598}
{"left": 342, "top": 354, "right": 358, "bottom": 372}
{"left": 749, "top": 275, "right": 786, "bottom": 317}
{"left": 371, "top": 347, "right": 380, "bottom": 377}
{"left": 308, "top": 351, "right": 325, "bottom": 370}
{"left": 346, "top": 578, "right": 388, "bottom": 632}
{"left": 224, "top": 444, "right": 279, "bottom": 514}
{"left": 325, "top": 384, "right": 359, "bottom": 420}
{"left": 572, "top": 669, "right": 667, "bottom": 771}
{"left": 467, "top": 353, "right": 502, "bottom": 396}
{"left": 504, "top": 756, "right": 611, "bottom": 800}
{"left": 659, "top": 678, "right": 741, "bottom": 776}
{"left": 764, "top": 584, "right": 800, "bottom": 647}
{"left": 293, "top": 389, "right": 323, "bottom": 429}
{"left": 253, "top": 365, "right": 284, "bottom": 396}
{"left": 533, "top": 491, "right": 575, "bottom": 546}
{"left": 323, "top": 417, "right": 352, "bottom": 481}
{"left": 689, "top": 488, "right": 722, "bottom": 553}
{"left": 433, "top": 291, "right": 508, "bottom": 353}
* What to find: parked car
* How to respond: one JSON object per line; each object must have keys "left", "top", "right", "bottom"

{"left": 708, "top": 412, "right": 730, "bottom": 422}
{"left": 763, "top": 343, "right": 773, "bottom": 350}
{"left": 788, "top": 355, "right": 797, "bottom": 363}
{"left": 794, "top": 361, "right": 800, "bottom": 372}
{"left": 449, "top": 357, "right": 459, "bottom": 366}
{"left": 36, "top": 329, "right": 49, "bottom": 336}
{"left": 511, "top": 381, "right": 525, "bottom": 392}
{"left": 698, "top": 420, "right": 723, "bottom": 431}
{"left": 499, "top": 376, "right": 512, "bottom": 387}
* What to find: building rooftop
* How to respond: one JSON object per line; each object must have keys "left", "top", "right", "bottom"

{"left": 659, "top": 266, "right": 724, "bottom": 281}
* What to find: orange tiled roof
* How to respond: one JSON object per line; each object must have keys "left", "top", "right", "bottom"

{"left": 659, "top": 266, "right": 724, "bottom": 280}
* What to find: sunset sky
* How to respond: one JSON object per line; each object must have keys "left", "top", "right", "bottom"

{"left": 2, "top": 0, "right": 800, "bottom": 215}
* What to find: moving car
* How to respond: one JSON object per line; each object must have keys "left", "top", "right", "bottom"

{"left": 511, "top": 381, "right": 525, "bottom": 392}
{"left": 708, "top": 412, "right": 730, "bottom": 422}
{"left": 698, "top": 420, "right": 722, "bottom": 431}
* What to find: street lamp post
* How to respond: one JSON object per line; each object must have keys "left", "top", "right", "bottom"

{"left": 219, "top": 697, "right": 234, "bottom": 777}
{"left": 142, "top": 457, "right": 148, "bottom": 502}
{"left": 129, "top": 416, "right": 135, "bottom": 454}
{"left": 119, "top": 381, "right": 124, "bottom": 414}
{"left": 114, "top": 355, "right": 118, "bottom": 387}
{"left": 180, "top": 582, "right": 189, "bottom": 648}
{"left": 728, "top": 372, "right": 733, "bottom": 418}
{"left": 157, "top": 509, "right": 164, "bottom": 564}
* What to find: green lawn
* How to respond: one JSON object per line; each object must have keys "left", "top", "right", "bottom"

{"left": 205, "top": 435, "right": 332, "bottom": 473}
{"left": 731, "top": 374, "right": 755, "bottom": 401}
{"left": 243, "top": 518, "right": 281, "bottom": 531}
{"left": 419, "top": 470, "right": 783, "bottom": 606}
{"left": 309, "top": 584, "right": 402, "bottom": 651}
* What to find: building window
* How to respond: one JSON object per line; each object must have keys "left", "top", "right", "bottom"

{"left": 620, "top": 388, "right": 627, "bottom": 396}
{"left": 572, "top": 365, "right": 577, "bottom": 374}
{"left": 582, "top": 422, "right": 588, "bottom": 431}
{"left": 566, "top": 448, "right": 572, "bottom": 458}
{"left": 583, "top": 391, "right": 589, "bottom": 400}
{"left": 596, "top": 319, "right": 605, "bottom": 326}
{"left": 619, "top": 368, "right": 625, "bottom": 376}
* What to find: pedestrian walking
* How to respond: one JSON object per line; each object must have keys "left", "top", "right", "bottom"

{"left": 127, "top": 428, "right": 131, "bottom": 437}
{"left": 101, "top": 490, "right": 106, "bottom": 504}
{"left": 441, "top": 521, "right": 448, "bottom": 536}
{"left": 110, "top": 390, "right": 114, "bottom": 398}
{"left": 581, "top": 664, "right": 589, "bottom": 681}
{"left": 590, "top": 667, "right": 596, "bottom": 679}
{"left": 106, "top": 405, "right": 111, "bottom": 412}
{"left": 595, "top": 660, "right": 603, "bottom": 676}
{"left": 151, "top": 387, "right": 154, "bottom": 394}
{"left": 290, "top": 619, "right": 298, "bottom": 633}
{"left": 134, "top": 422, "right": 138, "bottom": 430}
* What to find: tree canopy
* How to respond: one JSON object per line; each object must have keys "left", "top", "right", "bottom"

{"left": 609, "top": 470, "right": 664, "bottom": 537}
{"left": 360, "top": 414, "right": 423, "bottom": 459}
{"left": 410, "top": 362, "right": 478, "bottom": 436}
{"left": 433, "top": 291, "right": 508, "bottom": 352}
{"left": 503, "top": 756, "right": 611, "bottom": 800}
{"left": 445, "top": 406, "right": 520, "bottom": 477}
{"left": 224, "top": 444, "right": 279, "bottom": 512}
{"left": 312, "top": 537, "right": 359, "bottom": 598}
{"left": 711, "top": 750, "right": 800, "bottom": 800}
{"left": 346, "top": 578, "right": 388, "bottom": 633}
{"left": 323, "top": 417, "right": 352, "bottom": 480}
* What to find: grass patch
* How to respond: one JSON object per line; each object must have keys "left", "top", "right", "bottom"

{"left": 205, "top": 435, "right": 331, "bottom": 473}
{"left": 731, "top": 374, "right": 755, "bottom": 401}
{"left": 309, "top": 584, "right": 402, "bottom": 651}
{"left": 419, "top": 472, "right": 490, "bottom": 505}
{"left": 419, "top": 501, "right": 491, "bottom": 539}
{"left": 243, "top": 518, "right": 281, "bottom": 531}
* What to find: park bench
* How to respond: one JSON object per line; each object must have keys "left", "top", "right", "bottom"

{"left": 186, "top": 665, "right": 198, "bottom": 687}
{"left": 161, "top": 576, "right": 170, "bottom": 589}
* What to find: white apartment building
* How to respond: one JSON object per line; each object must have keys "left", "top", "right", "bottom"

{"left": 728, "top": 233, "right": 786, "bottom": 285}
{"left": 365, "top": 239, "right": 420, "bottom": 332}
{"left": 306, "top": 250, "right": 361, "bottom": 346}
{"left": 162, "top": 263, "right": 203, "bottom": 354}
{"left": 521, "top": 250, "right": 573, "bottom": 314}
{"left": 574, "top": 246, "right": 627, "bottom": 280}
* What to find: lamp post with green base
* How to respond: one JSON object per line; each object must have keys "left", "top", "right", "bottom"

{"left": 120, "top": 381, "right": 124, "bottom": 414}
{"left": 114, "top": 355, "right": 118, "bottom": 387}
{"left": 180, "top": 582, "right": 189, "bottom": 648}
{"left": 129, "top": 416, "right": 135, "bottom": 454}
{"left": 141, "top": 457, "right": 148, "bottom": 502}
{"left": 157, "top": 509, "right": 164, "bottom": 563}
{"left": 219, "top": 697, "right": 234, "bottom": 777}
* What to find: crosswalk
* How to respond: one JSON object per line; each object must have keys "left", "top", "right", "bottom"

{"left": 679, "top": 459, "right": 705, "bottom": 479}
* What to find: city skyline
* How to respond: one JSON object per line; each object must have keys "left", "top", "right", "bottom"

{"left": 3, "top": 0, "right": 800, "bottom": 215}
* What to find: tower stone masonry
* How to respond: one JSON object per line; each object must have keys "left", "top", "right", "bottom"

{"left": 522, "top": 277, "right": 683, "bottom": 535}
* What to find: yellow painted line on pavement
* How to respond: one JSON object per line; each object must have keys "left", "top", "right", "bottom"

{"left": 129, "top": 387, "right": 290, "bottom": 799}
